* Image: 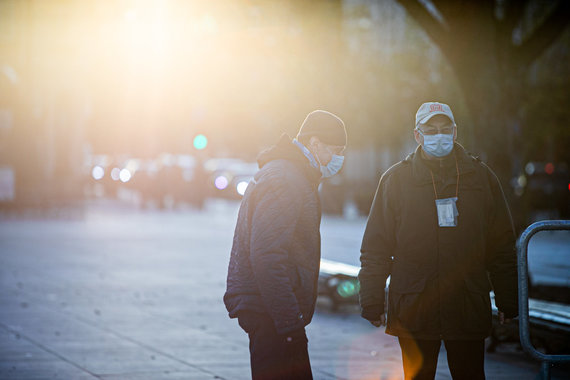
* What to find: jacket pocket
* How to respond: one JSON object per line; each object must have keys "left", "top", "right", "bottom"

{"left": 287, "top": 266, "right": 301, "bottom": 291}
{"left": 389, "top": 271, "right": 427, "bottom": 294}
{"left": 464, "top": 274, "right": 492, "bottom": 294}
{"left": 462, "top": 278, "right": 492, "bottom": 333}
{"left": 294, "top": 266, "right": 316, "bottom": 310}
{"left": 389, "top": 276, "right": 429, "bottom": 333}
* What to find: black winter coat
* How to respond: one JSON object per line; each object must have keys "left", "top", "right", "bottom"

{"left": 359, "top": 144, "right": 518, "bottom": 340}
{"left": 224, "top": 135, "right": 322, "bottom": 335}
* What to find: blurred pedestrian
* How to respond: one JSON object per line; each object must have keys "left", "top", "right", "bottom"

{"left": 358, "top": 102, "right": 518, "bottom": 380}
{"left": 224, "top": 110, "right": 347, "bottom": 380}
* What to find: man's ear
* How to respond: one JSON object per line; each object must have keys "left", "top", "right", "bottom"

{"left": 453, "top": 125, "right": 458, "bottom": 142}
{"left": 308, "top": 137, "right": 322, "bottom": 154}
{"left": 414, "top": 129, "right": 422, "bottom": 145}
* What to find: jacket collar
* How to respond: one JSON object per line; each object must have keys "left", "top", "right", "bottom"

{"left": 408, "top": 143, "right": 476, "bottom": 184}
{"left": 257, "top": 134, "right": 322, "bottom": 184}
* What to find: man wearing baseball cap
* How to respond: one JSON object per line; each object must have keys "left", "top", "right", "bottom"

{"left": 358, "top": 102, "right": 517, "bottom": 379}
{"left": 224, "top": 110, "right": 347, "bottom": 379}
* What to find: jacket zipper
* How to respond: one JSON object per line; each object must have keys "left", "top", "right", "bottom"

{"left": 436, "top": 175, "right": 443, "bottom": 338}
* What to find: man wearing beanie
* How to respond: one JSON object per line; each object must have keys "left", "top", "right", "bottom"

{"left": 358, "top": 102, "right": 517, "bottom": 380}
{"left": 224, "top": 110, "right": 347, "bottom": 379}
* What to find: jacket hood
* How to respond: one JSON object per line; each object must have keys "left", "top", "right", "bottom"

{"left": 257, "top": 134, "right": 322, "bottom": 183}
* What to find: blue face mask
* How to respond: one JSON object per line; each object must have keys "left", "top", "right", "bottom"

{"left": 293, "top": 139, "right": 344, "bottom": 178}
{"left": 319, "top": 154, "right": 344, "bottom": 178}
{"left": 417, "top": 130, "right": 454, "bottom": 157}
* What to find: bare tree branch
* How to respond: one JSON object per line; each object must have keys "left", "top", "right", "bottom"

{"left": 514, "top": 0, "right": 570, "bottom": 66}
{"left": 495, "top": 0, "right": 528, "bottom": 71}
{"left": 500, "top": 0, "right": 528, "bottom": 33}
{"left": 433, "top": 0, "right": 492, "bottom": 30}
{"left": 397, "top": 0, "right": 449, "bottom": 48}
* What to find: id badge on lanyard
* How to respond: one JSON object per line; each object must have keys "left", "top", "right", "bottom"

{"left": 429, "top": 154, "right": 460, "bottom": 228}
{"left": 435, "top": 197, "right": 458, "bottom": 227}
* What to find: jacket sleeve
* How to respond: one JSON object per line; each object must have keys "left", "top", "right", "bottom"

{"left": 249, "top": 178, "right": 304, "bottom": 335}
{"left": 359, "top": 172, "right": 396, "bottom": 320}
{"left": 484, "top": 166, "right": 518, "bottom": 318}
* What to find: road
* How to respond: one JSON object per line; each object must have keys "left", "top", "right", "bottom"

{"left": 528, "top": 230, "right": 570, "bottom": 287}
{"left": 0, "top": 199, "right": 568, "bottom": 379}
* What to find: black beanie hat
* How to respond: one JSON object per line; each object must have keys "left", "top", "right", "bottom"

{"left": 296, "top": 110, "right": 347, "bottom": 146}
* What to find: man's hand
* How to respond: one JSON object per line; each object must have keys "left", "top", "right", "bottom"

{"left": 369, "top": 314, "right": 386, "bottom": 328}
{"left": 498, "top": 311, "right": 512, "bottom": 325}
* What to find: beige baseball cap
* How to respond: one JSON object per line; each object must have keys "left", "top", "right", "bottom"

{"left": 415, "top": 102, "right": 455, "bottom": 126}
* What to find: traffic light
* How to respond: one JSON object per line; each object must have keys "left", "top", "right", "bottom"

{"left": 193, "top": 134, "right": 208, "bottom": 150}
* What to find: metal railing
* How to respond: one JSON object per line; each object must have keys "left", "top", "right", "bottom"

{"left": 517, "top": 220, "right": 570, "bottom": 380}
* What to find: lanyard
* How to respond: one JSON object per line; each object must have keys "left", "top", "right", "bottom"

{"left": 428, "top": 155, "right": 460, "bottom": 200}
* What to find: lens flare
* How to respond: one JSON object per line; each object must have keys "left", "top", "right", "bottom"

{"left": 111, "top": 168, "right": 121, "bottom": 181}
{"left": 236, "top": 181, "right": 248, "bottom": 196}
{"left": 337, "top": 279, "right": 360, "bottom": 298}
{"left": 119, "top": 169, "right": 132, "bottom": 183}
{"left": 91, "top": 166, "right": 105, "bottom": 180}
{"left": 214, "top": 175, "right": 229, "bottom": 190}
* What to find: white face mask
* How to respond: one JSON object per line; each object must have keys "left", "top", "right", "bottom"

{"left": 320, "top": 154, "right": 344, "bottom": 178}
{"left": 417, "top": 131, "right": 454, "bottom": 157}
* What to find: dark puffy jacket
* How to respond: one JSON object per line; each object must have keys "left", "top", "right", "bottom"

{"left": 223, "top": 135, "right": 322, "bottom": 335}
{"left": 359, "top": 144, "right": 518, "bottom": 340}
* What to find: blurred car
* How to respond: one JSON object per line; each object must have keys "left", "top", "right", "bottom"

{"left": 318, "top": 259, "right": 362, "bottom": 310}
{"left": 520, "top": 161, "right": 570, "bottom": 220}
{"left": 87, "top": 153, "right": 208, "bottom": 209}
{"left": 205, "top": 158, "right": 258, "bottom": 200}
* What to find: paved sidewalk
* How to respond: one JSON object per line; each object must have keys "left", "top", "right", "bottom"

{"left": 1, "top": 201, "right": 568, "bottom": 379}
